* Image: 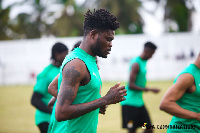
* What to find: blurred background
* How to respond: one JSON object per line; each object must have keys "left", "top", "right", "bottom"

{"left": 0, "top": 0, "right": 200, "bottom": 133}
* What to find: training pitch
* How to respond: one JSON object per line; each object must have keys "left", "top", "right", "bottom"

{"left": 0, "top": 80, "right": 173, "bottom": 133}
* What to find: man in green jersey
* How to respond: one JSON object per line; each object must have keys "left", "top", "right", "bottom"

{"left": 47, "top": 9, "right": 127, "bottom": 133}
{"left": 121, "top": 42, "right": 160, "bottom": 133}
{"left": 31, "top": 42, "right": 68, "bottom": 133}
{"left": 47, "top": 41, "right": 82, "bottom": 110}
{"left": 160, "top": 52, "right": 200, "bottom": 132}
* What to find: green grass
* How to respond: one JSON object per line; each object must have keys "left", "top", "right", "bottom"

{"left": 0, "top": 80, "right": 173, "bottom": 133}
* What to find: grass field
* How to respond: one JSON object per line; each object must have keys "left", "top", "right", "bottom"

{"left": 0, "top": 80, "right": 173, "bottom": 133}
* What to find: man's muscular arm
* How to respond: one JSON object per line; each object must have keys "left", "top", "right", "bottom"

{"left": 129, "top": 63, "right": 159, "bottom": 93}
{"left": 160, "top": 73, "right": 200, "bottom": 121}
{"left": 31, "top": 92, "right": 52, "bottom": 114}
{"left": 55, "top": 59, "right": 126, "bottom": 122}
{"left": 48, "top": 74, "right": 59, "bottom": 98}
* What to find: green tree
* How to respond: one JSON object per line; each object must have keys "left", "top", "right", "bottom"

{"left": 149, "top": 0, "right": 194, "bottom": 32}
{"left": 1, "top": 0, "right": 196, "bottom": 41}
{"left": 50, "top": 1, "right": 84, "bottom": 37}
{"left": 11, "top": 13, "right": 41, "bottom": 38}
{"left": 95, "top": 0, "right": 143, "bottom": 34}
{"left": 164, "top": 0, "right": 191, "bottom": 32}
{"left": 0, "top": 0, "right": 12, "bottom": 40}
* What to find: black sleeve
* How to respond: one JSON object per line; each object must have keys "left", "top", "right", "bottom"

{"left": 31, "top": 92, "right": 51, "bottom": 114}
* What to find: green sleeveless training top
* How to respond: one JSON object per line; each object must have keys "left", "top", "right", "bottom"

{"left": 33, "top": 64, "right": 60, "bottom": 125}
{"left": 168, "top": 64, "right": 200, "bottom": 132}
{"left": 48, "top": 48, "right": 102, "bottom": 133}
{"left": 121, "top": 56, "right": 147, "bottom": 107}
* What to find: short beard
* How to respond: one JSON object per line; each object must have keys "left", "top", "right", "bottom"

{"left": 92, "top": 37, "right": 107, "bottom": 58}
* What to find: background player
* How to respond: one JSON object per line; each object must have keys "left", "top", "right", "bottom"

{"left": 160, "top": 52, "right": 200, "bottom": 132}
{"left": 31, "top": 42, "right": 68, "bottom": 133}
{"left": 47, "top": 40, "right": 82, "bottom": 110}
{"left": 121, "top": 42, "right": 160, "bottom": 133}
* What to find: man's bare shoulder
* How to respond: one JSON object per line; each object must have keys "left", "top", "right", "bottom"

{"left": 65, "top": 58, "right": 86, "bottom": 67}
{"left": 175, "top": 73, "right": 194, "bottom": 91}
{"left": 62, "top": 58, "right": 87, "bottom": 77}
{"left": 177, "top": 73, "right": 194, "bottom": 84}
{"left": 131, "top": 62, "right": 139, "bottom": 72}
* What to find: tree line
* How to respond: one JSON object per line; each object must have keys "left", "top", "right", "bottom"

{"left": 0, "top": 0, "right": 198, "bottom": 40}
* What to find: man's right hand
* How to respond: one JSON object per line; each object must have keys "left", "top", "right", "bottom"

{"left": 104, "top": 82, "right": 127, "bottom": 105}
{"left": 149, "top": 88, "right": 160, "bottom": 93}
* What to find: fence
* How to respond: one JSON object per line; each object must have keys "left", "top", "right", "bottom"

{"left": 0, "top": 32, "right": 199, "bottom": 85}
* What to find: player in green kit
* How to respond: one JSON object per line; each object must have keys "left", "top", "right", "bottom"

{"left": 160, "top": 52, "right": 200, "bottom": 132}
{"left": 121, "top": 42, "right": 160, "bottom": 133}
{"left": 31, "top": 42, "right": 68, "bottom": 133}
{"left": 47, "top": 9, "right": 127, "bottom": 133}
{"left": 47, "top": 41, "right": 82, "bottom": 110}
{"left": 47, "top": 40, "right": 101, "bottom": 110}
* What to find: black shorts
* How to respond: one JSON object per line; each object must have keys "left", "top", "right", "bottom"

{"left": 122, "top": 105, "right": 151, "bottom": 130}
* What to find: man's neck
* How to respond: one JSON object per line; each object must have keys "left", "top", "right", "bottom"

{"left": 79, "top": 39, "right": 95, "bottom": 57}
{"left": 52, "top": 60, "right": 60, "bottom": 67}
{"left": 140, "top": 53, "right": 146, "bottom": 60}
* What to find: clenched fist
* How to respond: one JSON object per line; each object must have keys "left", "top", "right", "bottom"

{"left": 104, "top": 82, "right": 127, "bottom": 105}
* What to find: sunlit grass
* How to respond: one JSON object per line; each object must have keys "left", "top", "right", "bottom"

{"left": 0, "top": 80, "right": 173, "bottom": 133}
{"left": 98, "top": 81, "right": 173, "bottom": 133}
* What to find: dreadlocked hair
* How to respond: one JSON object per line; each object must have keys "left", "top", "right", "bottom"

{"left": 83, "top": 8, "right": 120, "bottom": 36}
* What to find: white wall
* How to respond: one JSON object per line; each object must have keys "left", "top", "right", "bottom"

{"left": 0, "top": 33, "right": 199, "bottom": 85}
{"left": 98, "top": 33, "right": 199, "bottom": 82}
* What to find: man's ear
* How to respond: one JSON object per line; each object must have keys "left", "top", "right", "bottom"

{"left": 89, "top": 30, "right": 98, "bottom": 40}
